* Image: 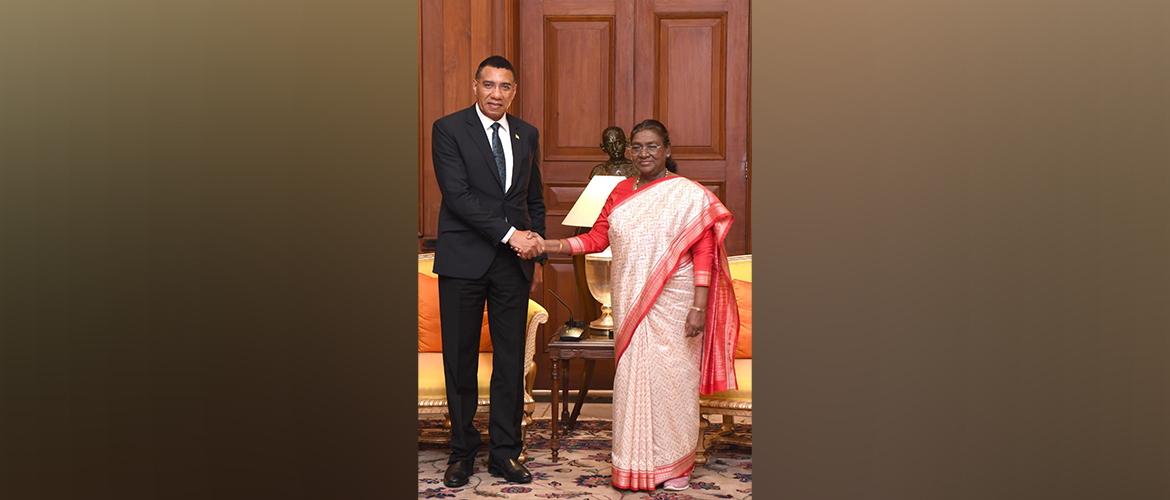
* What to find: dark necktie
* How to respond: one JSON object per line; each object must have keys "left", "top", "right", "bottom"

{"left": 490, "top": 123, "right": 506, "bottom": 189}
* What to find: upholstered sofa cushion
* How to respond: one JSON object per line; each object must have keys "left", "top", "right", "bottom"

{"left": 728, "top": 257, "right": 751, "bottom": 282}
{"left": 418, "top": 272, "right": 493, "bottom": 352}
{"left": 728, "top": 255, "right": 751, "bottom": 360}
{"left": 418, "top": 352, "right": 495, "bottom": 398}
{"left": 732, "top": 279, "right": 752, "bottom": 359}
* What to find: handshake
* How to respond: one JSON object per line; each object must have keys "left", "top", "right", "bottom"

{"left": 508, "top": 230, "right": 546, "bottom": 260}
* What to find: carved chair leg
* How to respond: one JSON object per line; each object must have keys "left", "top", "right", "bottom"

{"left": 695, "top": 414, "right": 712, "bottom": 465}
{"left": 525, "top": 362, "right": 537, "bottom": 400}
{"left": 520, "top": 372, "right": 535, "bottom": 463}
{"left": 437, "top": 413, "right": 452, "bottom": 445}
{"left": 519, "top": 410, "right": 531, "bottom": 463}
{"left": 719, "top": 414, "right": 736, "bottom": 437}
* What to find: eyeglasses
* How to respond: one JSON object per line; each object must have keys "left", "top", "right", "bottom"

{"left": 628, "top": 144, "right": 662, "bottom": 154}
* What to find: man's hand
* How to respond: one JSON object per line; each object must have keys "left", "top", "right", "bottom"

{"left": 508, "top": 230, "right": 544, "bottom": 260}
{"left": 530, "top": 261, "right": 543, "bottom": 293}
{"left": 523, "top": 232, "right": 545, "bottom": 259}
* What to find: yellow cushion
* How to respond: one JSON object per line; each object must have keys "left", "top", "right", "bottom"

{"left": 418, "top": 352, "right": 495, "bottom": 399}
{"left": 419, "top": 255, "right": 437, "bottom": 276}
{"left": 702, "top": 359, "right": 752, "bottom": 401}
{"left": 728, "top": 257, "right": 751, "bottom": 282}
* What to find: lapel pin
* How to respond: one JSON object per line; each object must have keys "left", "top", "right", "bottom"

{"left": 514, "top": 134, "right": 519, "bottom": 140}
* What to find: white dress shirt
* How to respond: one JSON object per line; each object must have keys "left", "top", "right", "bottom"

{"left": 474, "top": 103, "right": 518, "bottom": 243}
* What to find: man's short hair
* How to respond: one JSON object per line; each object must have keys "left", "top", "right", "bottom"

{"left": 476, "top": 55, "right": 516, "bottom": 81}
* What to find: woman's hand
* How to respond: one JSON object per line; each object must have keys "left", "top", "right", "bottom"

{"left": 684, "top": 308, "right": 706, "bottom": 337}
{"left": 540, "top": 238, "right": 566, "bottom": 255}
{"left": 686, "top": 286, "right": 710, "bottom": 337}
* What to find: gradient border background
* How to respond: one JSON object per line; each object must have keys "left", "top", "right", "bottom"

{"left": 1, "top": 1, "right": 1167, "bottom": 499}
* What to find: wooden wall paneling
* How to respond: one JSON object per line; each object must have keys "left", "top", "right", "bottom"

{"left": 441, "top": 0, "right": 471, "bottom": 116}
{"left": 494, "top": 0, "right": 523, "bottom": 117}
{"left": 698, "top": 181, "right": 726, "bottom": 201}
{"left": 470, "top": 0, "right": 493, "bottom": 76}
{"left": 544, "top": 17, "right": 614, "bottom": 161}
{"left": 657, "top": 14, "right": 726, "bottom": 159}
{"left": 722, "top": 0, "right": 749, "bottom": 256}
{"left": 420, "top": 0, "right": 448, "bottom": 251}
{"left": 744, "top": 1, "right": 750, "bottom": 254}
{"left": 545, "top": 183, "right": 588, "bottom": 213}
{"left": 419, "top": 0, "right": 448, "bottom": 249}
{"left": 518, "top": 0, "right": 545, "bottom": 143}
{"left": 615, "top": 0, "right": 637, "bottom": 132}
{"left": 520, "top": 0, "right": 634, "bottom": 167}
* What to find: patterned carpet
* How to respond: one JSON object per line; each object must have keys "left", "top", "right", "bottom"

{"left": 419, "top": 418, "right": 752, "bottom": 499}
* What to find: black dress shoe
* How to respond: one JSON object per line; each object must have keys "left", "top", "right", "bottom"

{"left": 487, "top": 457, "right": 532, "bottom": 483}
{"left": 443, "top": 460, "right": 473, "bottom": 488}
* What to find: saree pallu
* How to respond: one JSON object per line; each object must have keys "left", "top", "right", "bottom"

{"left": 606, "top": 177, "right": 738, "bottom": 490}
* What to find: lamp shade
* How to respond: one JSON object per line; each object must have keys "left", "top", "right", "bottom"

{"left": 562, "top": 175, "right": 624, "bottom": 227}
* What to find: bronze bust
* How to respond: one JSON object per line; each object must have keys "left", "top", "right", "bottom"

{"left": 589, "top": 126, "right": 638, "bottom": 179}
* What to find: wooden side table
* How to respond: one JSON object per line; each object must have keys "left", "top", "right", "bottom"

{"left": 546, "top": 327, "right": 614, "bottom": 462}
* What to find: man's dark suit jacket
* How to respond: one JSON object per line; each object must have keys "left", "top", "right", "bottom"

{"left": 431, "top": 105, "right": 546, "bottom": 281}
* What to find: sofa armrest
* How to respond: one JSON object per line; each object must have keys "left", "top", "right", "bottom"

{"left": 523, "top": 300, "right": 549, "bottom": 381}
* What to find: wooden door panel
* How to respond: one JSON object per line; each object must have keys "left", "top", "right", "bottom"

{"left": 522, "top": 0, "right": 636, "bottom": 171}
{"left": 544, "top": 17, "right": 615, "bottom": 160}
{"left": 657, "top": 14, "right": 726, "bottom": 159}
{"left": 544, "top": 184, "right": 588, "bottom": 213}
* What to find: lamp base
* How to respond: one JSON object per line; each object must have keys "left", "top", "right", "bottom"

{"left": 589, "top": 304, "right": 614, "bottom": 331}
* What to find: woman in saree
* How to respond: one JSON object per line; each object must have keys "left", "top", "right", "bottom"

{"left": 540, "top": 119, "right": 739, "bottom": 492}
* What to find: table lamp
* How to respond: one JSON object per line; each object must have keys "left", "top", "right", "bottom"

{"left": 562, "top": 175, "right": 624, "bottom": 336}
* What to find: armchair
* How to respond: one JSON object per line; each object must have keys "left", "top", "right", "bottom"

{"left": 696, "top": 254, "right": 753, "bottom": 464}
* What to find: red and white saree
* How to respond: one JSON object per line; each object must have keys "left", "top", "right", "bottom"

{"left": 566, "top": 175, "right": 739, "bottom": 491}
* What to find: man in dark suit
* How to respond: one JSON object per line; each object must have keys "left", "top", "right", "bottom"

{"left": 431, "top": 55, "right": 545, "bottom": 487}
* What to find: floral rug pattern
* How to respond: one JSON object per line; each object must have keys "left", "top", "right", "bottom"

{"left": 419, "top": 418, "right": 752, "bottom": 500}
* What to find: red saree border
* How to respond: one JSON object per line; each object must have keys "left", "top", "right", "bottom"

{"left": 611, "top": 450, "right": 697, "bottom": 491}
{"left": 607, "top": 173, "right": 671, "bottom": 214}
{"left": 699, "top": 216, "right": 740, "bottom": 394}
